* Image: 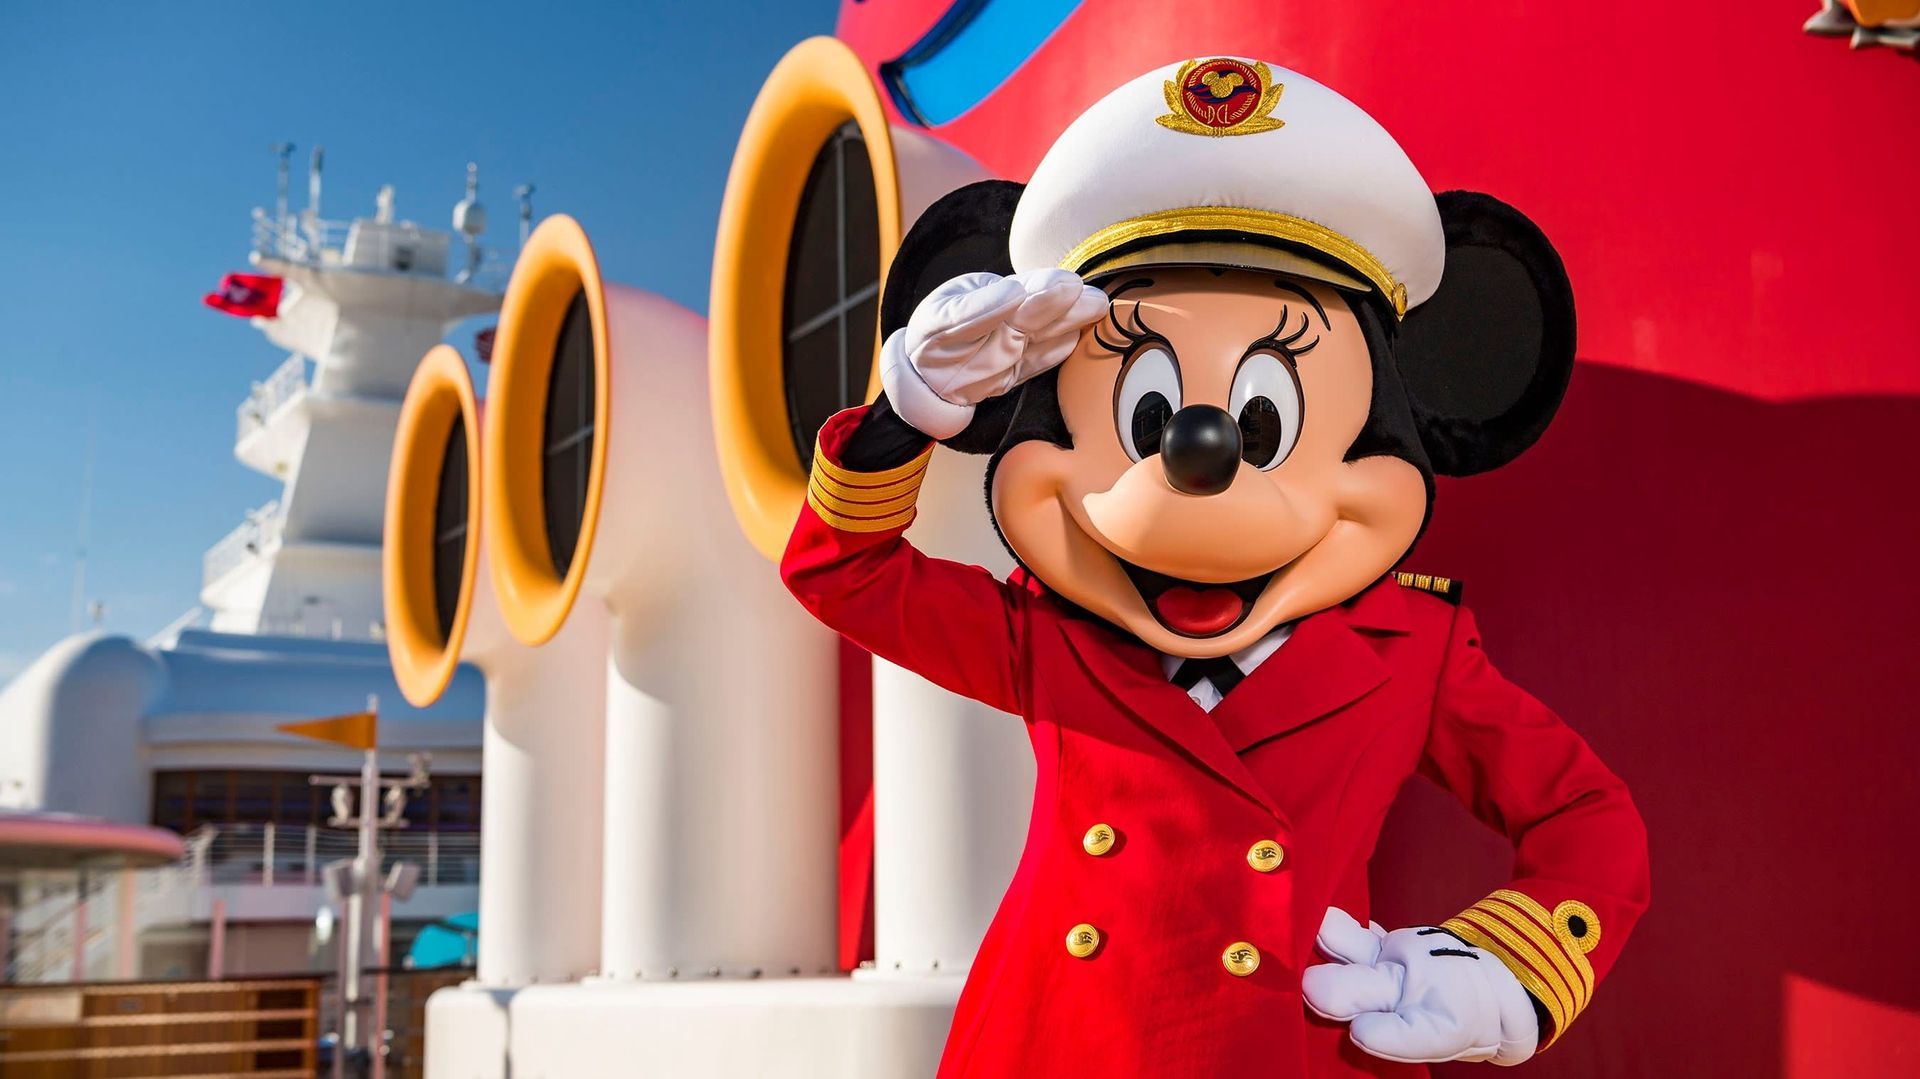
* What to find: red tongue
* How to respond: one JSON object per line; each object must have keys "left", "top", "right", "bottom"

{"left": 1153, "top": 586, "right": 1245, "bottom": 636}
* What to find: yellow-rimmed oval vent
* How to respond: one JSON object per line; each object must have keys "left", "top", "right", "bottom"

{"left": 710, "top": 36, "right": 987, "bottom": 561}
{"left": 482, "top": 216, "right": 612, "bottom": 646}
{"left": 384, "top": 345, "right": 483, "bottom": 707}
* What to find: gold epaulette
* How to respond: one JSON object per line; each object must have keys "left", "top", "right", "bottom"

{"left": 805, "top": 439, "right": 933, "bottom": 533}
{"left": 1442, "top": 890, "right": 1602, "bottom": 1049}
{"left": 1392, "top": 571, "right": 1462, "bottom": 604}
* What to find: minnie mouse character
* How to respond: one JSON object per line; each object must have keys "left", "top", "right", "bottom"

{"left": 783, "top": 57, "right": 1648, "bottom": 1077}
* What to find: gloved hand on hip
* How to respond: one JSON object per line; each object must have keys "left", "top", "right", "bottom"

{"left": 1303, "top": 907, "right": 1540, "bottom": 1067}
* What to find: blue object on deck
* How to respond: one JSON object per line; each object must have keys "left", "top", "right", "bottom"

{"left": 408, "top": 910, "right": 479, "bottom": 969}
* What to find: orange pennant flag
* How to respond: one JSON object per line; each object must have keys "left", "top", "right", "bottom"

{"left": 276, "top": 711, "right": 377, "bottom": 751}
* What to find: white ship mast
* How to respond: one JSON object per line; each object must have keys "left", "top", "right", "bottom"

{"left": 202, "top": 147, "right": 509, "bottom": 640}
{"left": 0, "top": 146, "right": 510, "bottom": 995}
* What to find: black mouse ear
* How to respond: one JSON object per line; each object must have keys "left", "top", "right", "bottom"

{"left": 880, "top": 179, "right": 1023, "bottom": 337}
{"left": 1396, "top": 191, "right": 1576, "bottom": 477}
{"left": 880, "top": 179, "right": 1025, "bottom": 456}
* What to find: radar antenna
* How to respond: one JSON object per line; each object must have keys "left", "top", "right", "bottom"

{"left": 454, "top": 162, "right": 487, "bottom": 284}
{"left": 515, "top": 183, "right": 536, "bottom": 249}
{"left": 269, "top": 142, "right": 294, "bottom": 231}
{"left": 303, "top": 146, "right": 326, "bottom": 253}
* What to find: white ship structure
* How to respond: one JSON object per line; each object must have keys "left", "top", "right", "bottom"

{"left": 2, "top": 35, "right": 1045, "bottom": 1077}
{"left": 0, "top": 151, "right": 510, "bottom": 985}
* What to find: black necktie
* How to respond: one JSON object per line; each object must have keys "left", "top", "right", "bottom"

{"left": 1171, "top": 655, "right": 1245, "bottom": 697}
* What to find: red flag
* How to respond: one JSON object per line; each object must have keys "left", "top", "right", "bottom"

{"left": 203, "top": 272, "right": 284, "bottom": 318}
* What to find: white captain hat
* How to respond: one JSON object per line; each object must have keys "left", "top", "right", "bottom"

{"left": 1008, "top": 56, "right": 1444, "bottom": 317}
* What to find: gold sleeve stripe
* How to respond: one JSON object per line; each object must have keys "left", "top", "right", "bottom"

{"left": 807, "top": 480, "right": 922, "bottom": 520}
{"left": 810, "top": 465, "right": 927, "bottom": 506}
{"left": 1487, "top": 888, "right": 1565, "bottom": 932}
{"left": 811, "top": 441, "right": 934, "bottom": 487}
{"left": 1445, "top": 888, "right": 1606, "bottom": 1049}
{"left": 806, "top": 489, "right": 917, "bottom": 533}
{"left": 1461, "top": 904, "right": 1589, "bottom": 1016}
{"left": 1483, "top": 890, "right": 1596, "bottom": 994}
{"left": 1444, "top": 910, "right": 1577, "bottom": 1030}
{"left": 804, "top": 437, "right": 932, "bottom": 533}
{"left": 1473, "top": 902, "right": 1592, "bottom": 1011}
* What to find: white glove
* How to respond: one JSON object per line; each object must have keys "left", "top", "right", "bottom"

{"left": 880, "top": 268, "right": 1108, "bottom": 439}
{"left": 1303, "top": 907, "right": 1539, "bottom": 1067}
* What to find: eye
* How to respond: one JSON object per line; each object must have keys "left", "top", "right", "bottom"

{"left": 1230, "top": 351, "right": 1303, "bottom": 469}
{"left": 1113, "top": 346, "right": 1180, "bottom": 462}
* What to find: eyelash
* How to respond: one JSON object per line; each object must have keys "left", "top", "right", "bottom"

{"left": 1095, "top": 291, "right": 1322, "bottom": 364}
{"left": 1093, "top": 279, "right": 1166, "bottom": 358}
{"left": 1245, "top": 304, "right": 1321, "bottom": 363}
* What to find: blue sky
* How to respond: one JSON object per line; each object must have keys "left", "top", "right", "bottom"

{"left": 0, "top": 1, "right": 839, "bottom": 681}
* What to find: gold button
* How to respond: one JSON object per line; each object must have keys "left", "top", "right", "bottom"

{"left": 1221, "top": 941, "right": 1260, "bottom": 977}
{"left": 1065, "top": 923, "right": 1101, "bottom": 959}
{"left": 1247, "top": 839, "right": 1285, "bottom": 873}
{"left": 1082, "top": 823, "right": 1116, "bottom": 856}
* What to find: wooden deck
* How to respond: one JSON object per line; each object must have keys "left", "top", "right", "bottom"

{"left": 0, "top": 978, "right": 319, "bottom": 1077}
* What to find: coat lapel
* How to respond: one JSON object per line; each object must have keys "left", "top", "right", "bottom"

{"left": 1045, "top": 577, "right": 1411, "bottom": 815}
{"left": 1055, "top": 617, "right": 1283, "bottom": 818}
{"left": 1206, "top": 605, "right": 1394, "bottom": 754}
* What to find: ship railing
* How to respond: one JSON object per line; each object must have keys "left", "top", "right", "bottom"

{"left": 236, "top": 353, "right": 308, "bottom": 446}
{"left": 201, "top": 501, "right": 285, "bottom": 591}
{"left": 250, "top": 206, "right": 512, "bottom": 291}
{"left": 0, "top": 823, "right": 474, "bottom": 981}
{"left": 456, "top": 246, "right": 515, "bottom": 291}
{"left": 196, "top": 823, "right": 481, "bottom": 888}
{"left": 0, "top": 832, "right": 214, "bottom": 982}
{"left": 3, "top": 873, "right": 103, "bottom": 982}
{"left": 251, "top": 208, "right": 354, "bottom": 267}
{"left": 250, "top": 613, "right": 385, "bottom": 642}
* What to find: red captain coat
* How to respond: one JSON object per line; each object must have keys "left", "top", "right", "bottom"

{"left": 783, "top": 408, "right": 1650, "bottom": 1078}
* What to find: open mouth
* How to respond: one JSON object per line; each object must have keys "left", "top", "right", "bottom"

{"left": 1117, "top": 560, "right": 1277, "bottom": 639}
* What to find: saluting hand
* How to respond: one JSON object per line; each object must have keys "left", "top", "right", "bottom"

{"left": 1303, "top": 907, "right": 1539, "bottom": 1067}
{"left": 881, "top": 269, "right": 1108, "bottom": 439}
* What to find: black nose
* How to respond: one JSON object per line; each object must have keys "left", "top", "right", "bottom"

{"left": 1159, "top": 405, "right": 1242, "bottom": 496}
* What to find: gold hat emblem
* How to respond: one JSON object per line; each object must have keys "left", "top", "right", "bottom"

{"left": 1158, "top": 57, "right": 1284, "bottom": 138}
